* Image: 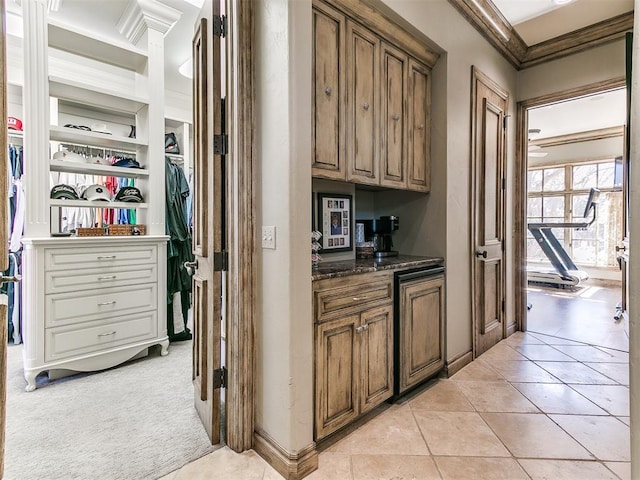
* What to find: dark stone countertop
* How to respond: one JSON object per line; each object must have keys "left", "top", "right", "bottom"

{"left": 312, "top": 255, "right": 444, "bottom": 281}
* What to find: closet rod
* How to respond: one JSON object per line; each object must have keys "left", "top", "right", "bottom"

{"left": 57, "top": 141, "right": 137, "bottom": 157}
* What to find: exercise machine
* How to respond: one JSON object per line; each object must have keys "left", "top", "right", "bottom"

{"left": 527, "top": 188, "right": 600, "bottom": 288}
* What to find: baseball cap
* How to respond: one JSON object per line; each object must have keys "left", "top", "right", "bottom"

{"left": 52, "top": 150, "right": 87, "bottom": 163}
{"left": 50, "top": 184, "right": 79, "bottom": 200}
{"left": 114, "top": 186, "right": 144, "bottom": 203}
{"left": 8, "top": 117, "right": 22, "bottom": 131}
{"left": 81, "top": 184, "right": 111, "bottom": 202}
{"left": 113, "top": 158, "right": 141, "bottom": 168}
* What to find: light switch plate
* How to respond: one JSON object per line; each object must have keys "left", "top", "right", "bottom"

{"left": 262, "top": 226, "right": 276, "bottom": 249}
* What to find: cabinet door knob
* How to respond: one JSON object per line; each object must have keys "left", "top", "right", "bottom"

{"left": 324, "top": 86, "right": 332, "bottom": 95}
{"left": 392, "top": 114, "right": 400, "bottom": 121}
{"left": 417, "top": 124, "right": 425, "bottom": 130}
{"left": 363, "top": 102, "right": 370, "bottom": 110}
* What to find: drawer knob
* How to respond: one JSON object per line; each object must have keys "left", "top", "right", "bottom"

{"left": 324, "top": 86, "right": 332, "bottom": 95}
{"left": 363, "top": 102, "right": 370, "bottom": 110}
{"left": 98, "top": 301, "right": 117, "bottom": 306}
{"left": 98, "top": 275, "right": 117, "bottom": 281}
{"left": 98, "top": 331, "right": 116, "bottom": 337}
{"left": 97, "top": 255, "right": 116, "bottom": 260}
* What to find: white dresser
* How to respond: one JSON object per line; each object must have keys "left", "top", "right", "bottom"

{"left": 21, "top": 237, "right": 169, "bottom": 391}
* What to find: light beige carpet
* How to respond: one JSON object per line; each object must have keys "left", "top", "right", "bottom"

{"left": 4, "top": 340, "right": 216, "bottom": 480}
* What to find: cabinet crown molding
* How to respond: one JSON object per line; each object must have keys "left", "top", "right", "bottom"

{"left": 117, "top": 0, "right": 182, "bottom": 45}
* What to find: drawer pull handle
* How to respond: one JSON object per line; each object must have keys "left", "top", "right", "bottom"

{"left": 98, "top": 276, "right": 117, "bottom": 281}
{"left": 97, "top": 255, "right": 116, "bottom": 260}
{"left": 98, "top": 331, "right": 116, "bottom": 337}
{"left": 98, "top": 301, "right": 117, "bottom": 306}
{"left": 352, "top": 296, "right": 368, "bottom": 301}
{"left": 356, "top": 326, "right": 364, "bottom": 333}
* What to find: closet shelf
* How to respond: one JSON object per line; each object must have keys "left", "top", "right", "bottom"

{"left": 49, "top": 199, "right": 149, "bottom": 209}
{"left": 49, "top": 76, "right": 149, "bottom": 114}
{"left": 50, "top": 159, "right": 149, "bottom": 179}
{"left": 48, "top": 20, "right": 148, "bottom": 72}
{"left": 50, "top": 125, "right": 147, "bottom": 150}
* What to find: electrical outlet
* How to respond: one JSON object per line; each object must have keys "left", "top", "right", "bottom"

{"left": 262, "top": 226, "right": 276, "bottom": 249}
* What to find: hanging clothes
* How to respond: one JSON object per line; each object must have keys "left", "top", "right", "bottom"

{"left": 6, "top": 144, "right": 24, "bottom": 343}
{"left": 165, "top": 156, "right": 193, "bottom": 342}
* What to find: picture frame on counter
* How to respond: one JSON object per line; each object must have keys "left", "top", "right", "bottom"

{"left": 317, "top": 192, "right": 352, "bottom": 252}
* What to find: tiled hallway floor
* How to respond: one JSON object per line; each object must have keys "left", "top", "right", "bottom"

{"left": 161, "top": 331, "right": 631, "bottom": 480}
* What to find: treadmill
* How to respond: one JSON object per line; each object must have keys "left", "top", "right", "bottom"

{"left": 527, "top": 188, "right": 600, "bottom": 288}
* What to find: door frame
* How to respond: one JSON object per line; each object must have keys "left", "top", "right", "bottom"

{"left": 224, "top": 0, "right": 256, "bottom": 452}
{"left": 513, "top": 77, "right": 626, "bottom": 332}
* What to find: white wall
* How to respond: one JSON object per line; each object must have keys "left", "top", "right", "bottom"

{"left": 517, "top": 40, "right": 626, "bottom": 101}
{"left": 255, "top": 0, "right": 314, "bottom": 453}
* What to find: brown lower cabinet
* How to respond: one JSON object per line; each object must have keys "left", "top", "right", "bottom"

{"left": 313, "top": 268, "right": 445, "bottom": 440}
{"left": 313, "top": 272, "right": 393, "bottom": 440}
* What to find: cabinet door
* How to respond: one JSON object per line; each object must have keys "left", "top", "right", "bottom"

{"left": 346, "top": 20, "right": 379, "bottom": 185}
{"left": 315, "top": 314, "right": 360, "bottom": 439}
{"left": 407, "top": 59, "right": 431, "bottom": 192}
{"left": 380, "top": 42, "right": 407, "bottom": 189}
{"left": 360, "top": 303, "right": 393, "bottom": 414}
{"left": 312, "top": 2, "right": 346, "bottom": 180}
{"left": 398, "top": 275, "right": 444, "bottom": 394}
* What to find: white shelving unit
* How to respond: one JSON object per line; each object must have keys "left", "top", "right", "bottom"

{"left": 20, "top": 0, "right": 181, "bottom": 391}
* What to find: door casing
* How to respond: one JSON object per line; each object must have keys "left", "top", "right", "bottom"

{"left": 513, "top": 77, "right": 626, "bottom": 332}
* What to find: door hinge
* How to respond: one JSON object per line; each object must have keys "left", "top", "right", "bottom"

{"left": 502, "top": 178, "right": 506, "bottom": 190}
{"left": 213, "top": 366, "right": 227, "bottom": 389}
{"left": 214, "top": 134, "right": 228, "bottom": 155}
{"left": 214, "top": 15, "right": 227, "bottom": 38}
{"left": 501, "top": 300, "right": 505, "bottom": 313}
{"left": 503, "top": 114, "right": 510, "bottom": 129}
{"left": 213, "top": 251, "right": 228, "bottom": 271}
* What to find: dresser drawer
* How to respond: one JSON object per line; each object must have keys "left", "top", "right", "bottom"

{"left": 46, "top": 283, "right": 157, "bottom": 328}
{"left": 45, "top": 265, "right": 157, "bottom": 294}
{"left": 45, "top": 312, "right": 157, "bottom": 362}
{"left": 314, "top": 272, "right": 393, "bottom": 322}
{"left": 45, "top": 245, "right": 157, "bottom": 271}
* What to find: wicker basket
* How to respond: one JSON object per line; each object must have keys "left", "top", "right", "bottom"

{"left": 76, "top": 227, "right": 106, "bottom": 237}
{"left": 107, "top": 224, "right": 147, "bottom": 236}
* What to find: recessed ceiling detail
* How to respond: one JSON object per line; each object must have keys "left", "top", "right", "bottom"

{"left": 448, "top": 0, "right": 633, "bottom": 70}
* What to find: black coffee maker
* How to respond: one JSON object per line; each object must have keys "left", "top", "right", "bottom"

{"left": 361, "top": 215, "right": 400, "bottom": 257}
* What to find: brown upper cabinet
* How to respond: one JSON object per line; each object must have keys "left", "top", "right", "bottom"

{"left": 312, "top": 0, "right": 438, "bottom": 192}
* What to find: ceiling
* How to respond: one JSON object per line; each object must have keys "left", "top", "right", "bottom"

{"left": 491, "top": 0, "right": 633, "bottom": 45}
{"left": 8, "top": 0, "right": 200, "bottom": 95}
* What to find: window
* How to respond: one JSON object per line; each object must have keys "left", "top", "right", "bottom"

{"left": 527, "top": 160, "right": 622, "bottom": 268}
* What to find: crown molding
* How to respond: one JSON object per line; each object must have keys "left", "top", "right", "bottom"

{"left": 530, "top": 126, "right": 624, "bottom": 148}
{"left": 117, "top": 0, "right": 182, "bottom": 45}
{"left": 448, "top": 0, "right": 634, "bottom": 70}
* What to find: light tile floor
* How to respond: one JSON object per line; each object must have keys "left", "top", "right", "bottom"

{"left": 160, "top": 331, "right": 631, "bottom": 480}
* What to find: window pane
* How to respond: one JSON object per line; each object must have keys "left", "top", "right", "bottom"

{"left": 573, "top": 164, "right": 597, "bottom": 189}
{"left": 572, "top": 239, "right": 596, "bottom": 265}
{"left": 526, "top": 238, "right": 546, "bottom": 262}
{"left": 572, "top": 194, "right": 588, "bottom": 219}
{"left": 598, "top": 162, "right": 615, "bottom": 188}
{"left": 527, "top": 198, "right": 542, "bottom": 218}
{"left": 528, "top": 170, "right": 543, "bottom": 192}
{"left": 543, "top": 168, "right": 565, "bottom": 191}
{"left": 543, "top": 196, "right": 564, "bottom": 219}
